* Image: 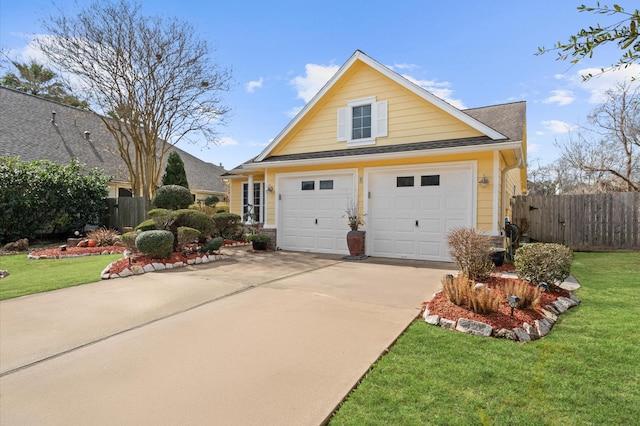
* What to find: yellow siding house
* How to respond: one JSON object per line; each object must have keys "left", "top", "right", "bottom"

{"left": 225, "top": 51, "right": 526, "bottom": 261}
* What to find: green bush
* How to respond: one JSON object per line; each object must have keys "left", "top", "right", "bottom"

{"left": 212, "top": 212, "right": 242, "bottom": 239}
{"left": 446, "top": 227, "right": 494, "bottom": 281}
{"left": 0, "top": 156, "right": 109, "bottom": 243}
{"left": 135, "top": 230, "right": 174, "bottom": 258}
{"left": 204, "top": 195, "right": 219, "bottom": 207}
{"left": 246, "top": 233, "right": 270, "bottom": 243}
{"left": 177, "top": 226, "right": 200, "bottom": 247}
{"left": 148, "top": 208, "right": 172, "bottom": 228}
{"left": 135, "top": 219, "right": 157, "bottom": 232}
{"left": 515, "top": 243, "right": 573, "bottom": 285}
{"left": 121, "top": 232, "right": 138, "bottom": 250}
{"left": 152, "top": 185, "right": 193, "bottom": 210}
{"left": 203, "top": 236, "right": 224, "bottom": 253}
{"left": 171, "top": 209, "right": 215, "bottom": 237}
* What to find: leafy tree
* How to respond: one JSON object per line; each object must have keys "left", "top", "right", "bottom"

{"left": 537, "top": 3, "right": 640, "bottom": 80}
{"left": 0, "top": 60, "right": 88, "bottom": 108}
{"left": 162, "top": 151, "right": 189, "bottom": 188}
{"left": 0, "top": 157, "right": 110, "bottom": 243}
{"left": 36, "top": 0, "right": 231, "bottom": 202}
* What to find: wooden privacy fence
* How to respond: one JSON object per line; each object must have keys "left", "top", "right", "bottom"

{"left": 102, "top": 197, "right": 150, "bottom": 232}
{"left": 511, "top": 192, "right": 640, "bottom": 251}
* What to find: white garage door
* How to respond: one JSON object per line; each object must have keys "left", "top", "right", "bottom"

{"left": 278, "top": 173, "right": 355, "bottom": 254}
{"left": 367, "top": 164, "right": 474, "bottom": 261}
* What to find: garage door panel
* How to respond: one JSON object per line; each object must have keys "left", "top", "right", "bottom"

{"left": 368, "top": 165, "right": 473, "bottom": 261}
{"left": 279, "top": 174, "right": 353, "bottom": 254}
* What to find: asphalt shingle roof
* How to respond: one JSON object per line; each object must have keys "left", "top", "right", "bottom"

{"left": 0, "top": 86, "right": 227, "bottom": 194}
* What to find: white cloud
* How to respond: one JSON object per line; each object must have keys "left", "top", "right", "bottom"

{"left": 401, "top": 74, "right": 466, "bottom": 109}
{"left": 245, "top": 77, "right": 264, "bottom": 93}
{"left": 291, "top": 63, "right": 340, "bottom": 103}
{"left": 577, "top": 64, "right": 640, "bottom": 103}
{"left": 218, "top": 136, "right": 239, "bottom": 146}
{"left": 543, "top": 89, "right": 575, "bottom": 106}
{"left": 389, "top": 62, "right": 418, "bottom": 71}
{"left": 542, "top": 120, "right": 576, "bottom": 134}
{"left": 535, "top": 131, "right": 545, "bottom": 136}
{"left": 528, "top": 142, "right": 540, "bottom": 153}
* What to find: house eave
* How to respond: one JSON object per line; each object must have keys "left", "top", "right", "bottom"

{"left": 242, "top": 140, "right": 523, "bottom": 170}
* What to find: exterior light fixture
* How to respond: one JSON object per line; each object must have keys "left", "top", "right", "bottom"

{"left": 538, "top": 282, "right": 549, "bottom": 292}
{"left": 507, "top": 295, "right": 520, "bottom": 317}
{"left": 266, "top": 184, "right": 274, "bottom": 192}
{"left": 479, "top": 175, "right": 490, "bottom": 187}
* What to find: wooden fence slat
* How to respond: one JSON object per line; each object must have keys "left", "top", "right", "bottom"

{"left": 511, "top": 192, "right": 640, "bottom": 251}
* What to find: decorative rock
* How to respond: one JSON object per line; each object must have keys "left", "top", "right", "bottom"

{"left": 143, "top": 264, "right": 155, "bottom": 273}
{"left": 569, "top": 293, "right": 581, "bottom": 304}
{"left": 523, "top": 322, "right": 539, "bottom": 339}
{"left": 552, "top": 300, "right": 568, "bottom": 313}
{"left": 538, "top": 308, "right": 558, "bottom": 324}
{"left": 201, "top": 255, "right": 209, "bottom": 263}
{"left": 513, "top": 328, "right": 531, "bottom": 342}
{"left": 535, "top": 319, "right": 552, "bottom": 337}
{"left": 151, "top": 262, "right": 165, "bottom": 271}
{"left": 439, "top": 318, "right": 457, "bottom": 330}
{"left": 0, "top": 269, "right": 9, "bottom": 279}
{"left": 474, "top": 283, "right": 486, "bottom": 290}
{"left": 495, "top": 329, "right": 517, "bottom": 340}
{"left": 422, "top": 308, "right": 430, "bottom": 318}
{"left": 545, "top": 304, "right": 560, "bottom": 315}
{"left": 165, "top": 263, "right": 173, "bottom": 269}
{"left": 424, "top": 315, "right": 440, "bottom": 325}
{"left": 195, "top": 257, "right": 202, "bottom": 264}
{"left": 101, "top": 250, "right": 110, "bottom": 255}
{"left": 187, "top": 259, "right": 196, "bottom": 265}
{"left": 456, "top": 318, "right": 493, "bottom": 337}
{"left": 110, "top": 274, "right": 120, "bottom": 279}
{"left": 118, "top": 268, "right": 133, "bottom": 278}
{"left": 131, "top": 265, "right": 145, "bottom": 275}
{"left": 101, "top": 273, "right": 110, "bottom": 280}
{"left": 557, "top": 296, "right": 578, "bottom": 308}
{"left": 173, "top": 262, "right": 184, "bottom": 268}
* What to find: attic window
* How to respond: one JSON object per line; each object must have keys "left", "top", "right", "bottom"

{"left": 337, "top": 96, "right": 387, "bottom": 146}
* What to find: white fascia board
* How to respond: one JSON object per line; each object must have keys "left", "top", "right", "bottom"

{"left": 244, "top": 140, "right": 523, "bottom": 170}
{"left": 255, "top": 51, "right": 507, "bottom": 162}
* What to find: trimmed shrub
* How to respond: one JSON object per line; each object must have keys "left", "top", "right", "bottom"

{"left": 121, "top": 232, "right": 138, "bottom": 250}
{"left": 86, "top": 227, "right": 121, "bottom": 246}
{"left": 152, "top": 185, "right": 193, "bottom": 210}
{"left": 135, "top": 219, "right": 157, "bottom": 232}
{"left": 171, "top": 209, "right": 215, "bottom": 237}
{"left": 204, "top": 195, "right": 219, "bottom": 207}
{"left": 203, "top": 236, "right": 223, "bottom": 253}
{"left": 135, "top": 230, "right": 174, "bottom": 258}
{"left": 447, "top": 227, "right": 494, "bottom": 281}
{"left": 177, "top": 226, "right": 201, "bottom": 248}
{"left": 515, "top": 243, "right": 573, "bottom": 285}
{"left": 246, "top": 233, "right": 270, "bottom": 243}
{"left": 148, "top": 208, "right": 172, "bottom": 228}
{"left": 212, "top": 212, "right": 242, "bottom": 239}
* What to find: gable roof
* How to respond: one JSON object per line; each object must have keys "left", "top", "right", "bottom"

{"left": 254, "top": 50, "right": 509, "bottom": 163}
{"left": 0, "top": 86, "right": 227, "bottom": 194}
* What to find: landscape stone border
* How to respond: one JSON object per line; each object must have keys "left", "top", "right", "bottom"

{"left": 423, "top": 274, "right": 582, "bottom": 342}
{"left": 101, "top": 253, "right": 225, "bottom": 280}
{"left": 28, "top": 250, "right": 122, "bottom": 260}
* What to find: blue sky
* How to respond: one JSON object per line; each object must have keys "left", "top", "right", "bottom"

{"left": 1, "top": 0, "right": 638, "bottom": 170}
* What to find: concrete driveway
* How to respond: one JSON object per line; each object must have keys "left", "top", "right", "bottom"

{"left": 0, "top": 247, "right": 453, "bottom": 425}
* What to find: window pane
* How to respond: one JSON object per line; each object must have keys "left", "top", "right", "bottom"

{"left": 363, "top": 128, "right": 371, "bottom": 138}
{"left": 301, "top": 181, "right": 315, "bottom": 190}
{"left": 352, "top": 128, "right": 362, "bottom": 139}
{"left": 396, "top": 176, "right": 415, "bottom": 187}
{"left": 319, "top": 180, "right": 334, "bottom": 190}
{"left": 352, "top": 104, "right": 372, "bottom": 140}
{"left": 421, "top": 175, "right": 440, "bottom": 186}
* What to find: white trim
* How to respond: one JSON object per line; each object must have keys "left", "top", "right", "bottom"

{"left": 491, "top": 151, "right": 500, "bottom": 236}
{"left": 364, "top": 161, "right": 477, "bottom": 259}
{"left": 245, "top": 141, "right": 523, "bottom": 170}
{"left": 255, "top": 50, "right": 506, "bottom": 162}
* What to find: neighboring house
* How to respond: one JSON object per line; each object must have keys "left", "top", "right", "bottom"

{"left": 0, "top": 86, "right": 227, "bottom": 202}
{"left": 225, "top": 51, "right": 526, "bottom": 261}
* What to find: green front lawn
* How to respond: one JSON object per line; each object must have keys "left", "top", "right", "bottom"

{"left": 0, "top": 253, "right": 122, "bottom": 300}
{"left": 330, "top": 252, "right": 640, "bottom": 425}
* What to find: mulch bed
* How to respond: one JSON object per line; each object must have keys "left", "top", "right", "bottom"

{"left": 28, "top": 245, "right": 126, "bottom": 258}
{"left": 423, "top": 267, "right": 571, "bottom": 331}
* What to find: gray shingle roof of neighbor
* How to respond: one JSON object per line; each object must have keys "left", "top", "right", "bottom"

{"left": 0, "top": 86, "right": 227, "bottom": 194}
{"left": 224, "top": 100, "right": 526, "bottom": 173}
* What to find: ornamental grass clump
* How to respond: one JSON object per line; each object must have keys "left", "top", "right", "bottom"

{"left": 86, "top": 227, "right": 121, "bottom": 246}
{"left": 502, "top": 279, "right": 541, "bottom": 310}
{"left": 442, "top": 274, "right": 468, "bottom": 306}
{"left": 446, "top": 227, "right": 494, "bottom": 281}
{"left": 514, "top": 243, "right": 573, "bottom": 285}
{"left": 442, "top": 274, "right": 500, "bottom": 314}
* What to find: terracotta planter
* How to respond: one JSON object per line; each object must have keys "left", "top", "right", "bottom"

{"left": 346, "top": 230, "right": 365, "bottom": 257}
